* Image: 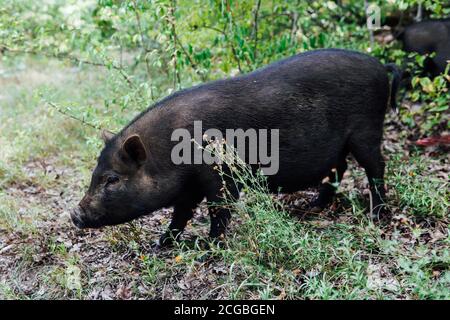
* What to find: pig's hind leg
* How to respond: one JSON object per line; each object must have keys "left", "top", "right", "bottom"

{"left": 349, "top": 136, "right": 387, "bottom": 220}
{"left": 310, "top": 155, "right": 348, "bottom": 212}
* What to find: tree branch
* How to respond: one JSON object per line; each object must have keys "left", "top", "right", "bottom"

{"left": 167, "top": 0, "right": 180, "bottom": 89}
{"left": 131, "top": 0, "right": 154, "bottom": 98}
{"left": 47, "top": 101, "right": 101, "bottom": 130}
{"left": 290, "top": 11, "right": 299, "bottom": 43}
{"left": 199, "top": 25, "right": 242, "bottom": 73}
{"left": 0, "top": 44, "right": 135, "bottom": 88}
{"left": 252, "top": 0, "right": 262, "bottom": 60}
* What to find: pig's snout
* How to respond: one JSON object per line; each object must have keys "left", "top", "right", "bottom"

{"left": 71, "top": 206, "right": 87, "bottom": 229}
{"left": 71, "top": 195, "right": 92, "bottom": 228}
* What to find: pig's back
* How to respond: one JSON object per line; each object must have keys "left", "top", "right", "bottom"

{"left": 150, "top": 49, "right": 390, "bottom": 189}
{"left": 186, "top": 49, "right": 389, "bottom": 129}
{"left": 402, "top": 19, "right": 450, "bottom": 53}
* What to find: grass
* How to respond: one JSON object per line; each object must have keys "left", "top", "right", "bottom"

{"left": 173, "top": 154, "right": 449, "bottom": 300}
{"left": 0, "top": 55, "right": 448, "bottom": 300}
{"left": 388, "top": 153, "right": 449, "bottom": 218}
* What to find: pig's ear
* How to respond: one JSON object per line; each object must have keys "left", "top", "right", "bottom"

{"left": 122, "top": 134, "right": 147, "bottom": 165}
{"left": 101, "top": 130, "right": 115, "bottom": 143}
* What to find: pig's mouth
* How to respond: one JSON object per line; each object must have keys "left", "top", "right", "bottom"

{"left": 71, "top": 206, "right": 145, "bottom": 229}
{"left": 71, "top": 211, "right": 85, "bottom": 228}
{"left": 71, "top": 206, "right": 106, "bottom": 229}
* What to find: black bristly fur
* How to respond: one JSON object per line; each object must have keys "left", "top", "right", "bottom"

{"left": 74, "top": 49, "right": 400, "bottom": 244}
{"left": 397, "top": 18, "right": 450, "bottom": 78}
{"left": 384, "top": 63, "right": 402, "bottom": 113}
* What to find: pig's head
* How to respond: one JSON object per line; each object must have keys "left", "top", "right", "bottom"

{"left": 71, "top": 130, "right": 176, "bottom": 229}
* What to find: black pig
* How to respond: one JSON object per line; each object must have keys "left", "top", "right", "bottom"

{"left": 398, "top": 18, "right": 450, "bottom": 77}
{"left": 72, "top": 49, "right": 400, "bottom": 246}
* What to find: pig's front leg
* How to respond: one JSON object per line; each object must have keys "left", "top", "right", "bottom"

{"left": 159, "top": 193, "right": 203, "bottom": 247}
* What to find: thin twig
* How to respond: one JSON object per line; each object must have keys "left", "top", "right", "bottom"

{"left": 200, "top": 25, "right": 242, "bottom": 73}
{"left": 47, "top": 101, "right": 101, "bottom": 130}
{"left": 290, "top": 11, "right": 299, "bottom": 43}
{"left": 0, "top": 45, "right": 135, "bottom": 88}
{"left": 227, "top": 7, "right": 251, "bottom": 69}
{"left": 252, "top": 0, "right": 262, "bottom": 60}
{"left": 259, "top": 12, "right": 292, "bottom": 20}
{"left": 230, "top": 45, "right": 243, "bottom": 73}
{"left": 174, "top": 36, "right": 206, "bottom": 81}
{"left": 157, "top": 0, "right": 205, "bottom": 81}
{"left": 415, "top": 2, "right": 423, "bottom": 22}
{"left": 131, "top": 0, "right": 154, "bottom": 98}
{"left": 168, "top": 0, "right": 180, "bottom": 89}
{"left": 364, "top": 0, "right": 375, "bottom": 51}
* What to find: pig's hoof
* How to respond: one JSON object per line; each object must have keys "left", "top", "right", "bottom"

{"left": 158, "top": 232, "right": 177, "bottom": 248}
{"left": 309, "top": 205, "right": 324, "bottom": 213}
{"left": 207, "top": 236, "right": 226, "bottom": 249}
{"left": 308, "top": 201, "right": 325, "bottom": 213}
{"left": 309, "top": 198, "right": 329, "bottom": 212}
{"left": 150, "top": 241, "right": 165, "bottom": 252}
{"left": 369, "top": 205, "right": 390, "bottom": 222}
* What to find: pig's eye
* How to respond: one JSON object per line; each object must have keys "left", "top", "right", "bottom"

{"left": 105, "top": 175, "right": 120, "bottom": 186}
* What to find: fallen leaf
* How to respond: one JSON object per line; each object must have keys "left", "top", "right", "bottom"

{"left": 415, "top": 135, "right": 450, "bottom": 147}
{"left": 116, "top": 284, "right": 132, "bottom": 300}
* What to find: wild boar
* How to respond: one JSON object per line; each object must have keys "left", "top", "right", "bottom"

{"left": 71, "top": 49, "right": 400, "bottom": 246}
{"left": 398, "top": 18, "right": 450, "bottom": 77}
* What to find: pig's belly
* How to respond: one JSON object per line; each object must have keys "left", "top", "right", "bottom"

{"left": 266, "top": 167, "right": 330, "bottom": 193}
{"left": 265, "top": 146, "right": 344, "bottom": 193}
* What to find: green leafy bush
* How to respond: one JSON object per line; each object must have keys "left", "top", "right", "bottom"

{"left": 403, "top": 63, "right": 450, "bottom": 134}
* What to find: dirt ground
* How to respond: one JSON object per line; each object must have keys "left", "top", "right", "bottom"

{"left": 0, "top": 58, "right": 448, "bottom": 299}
